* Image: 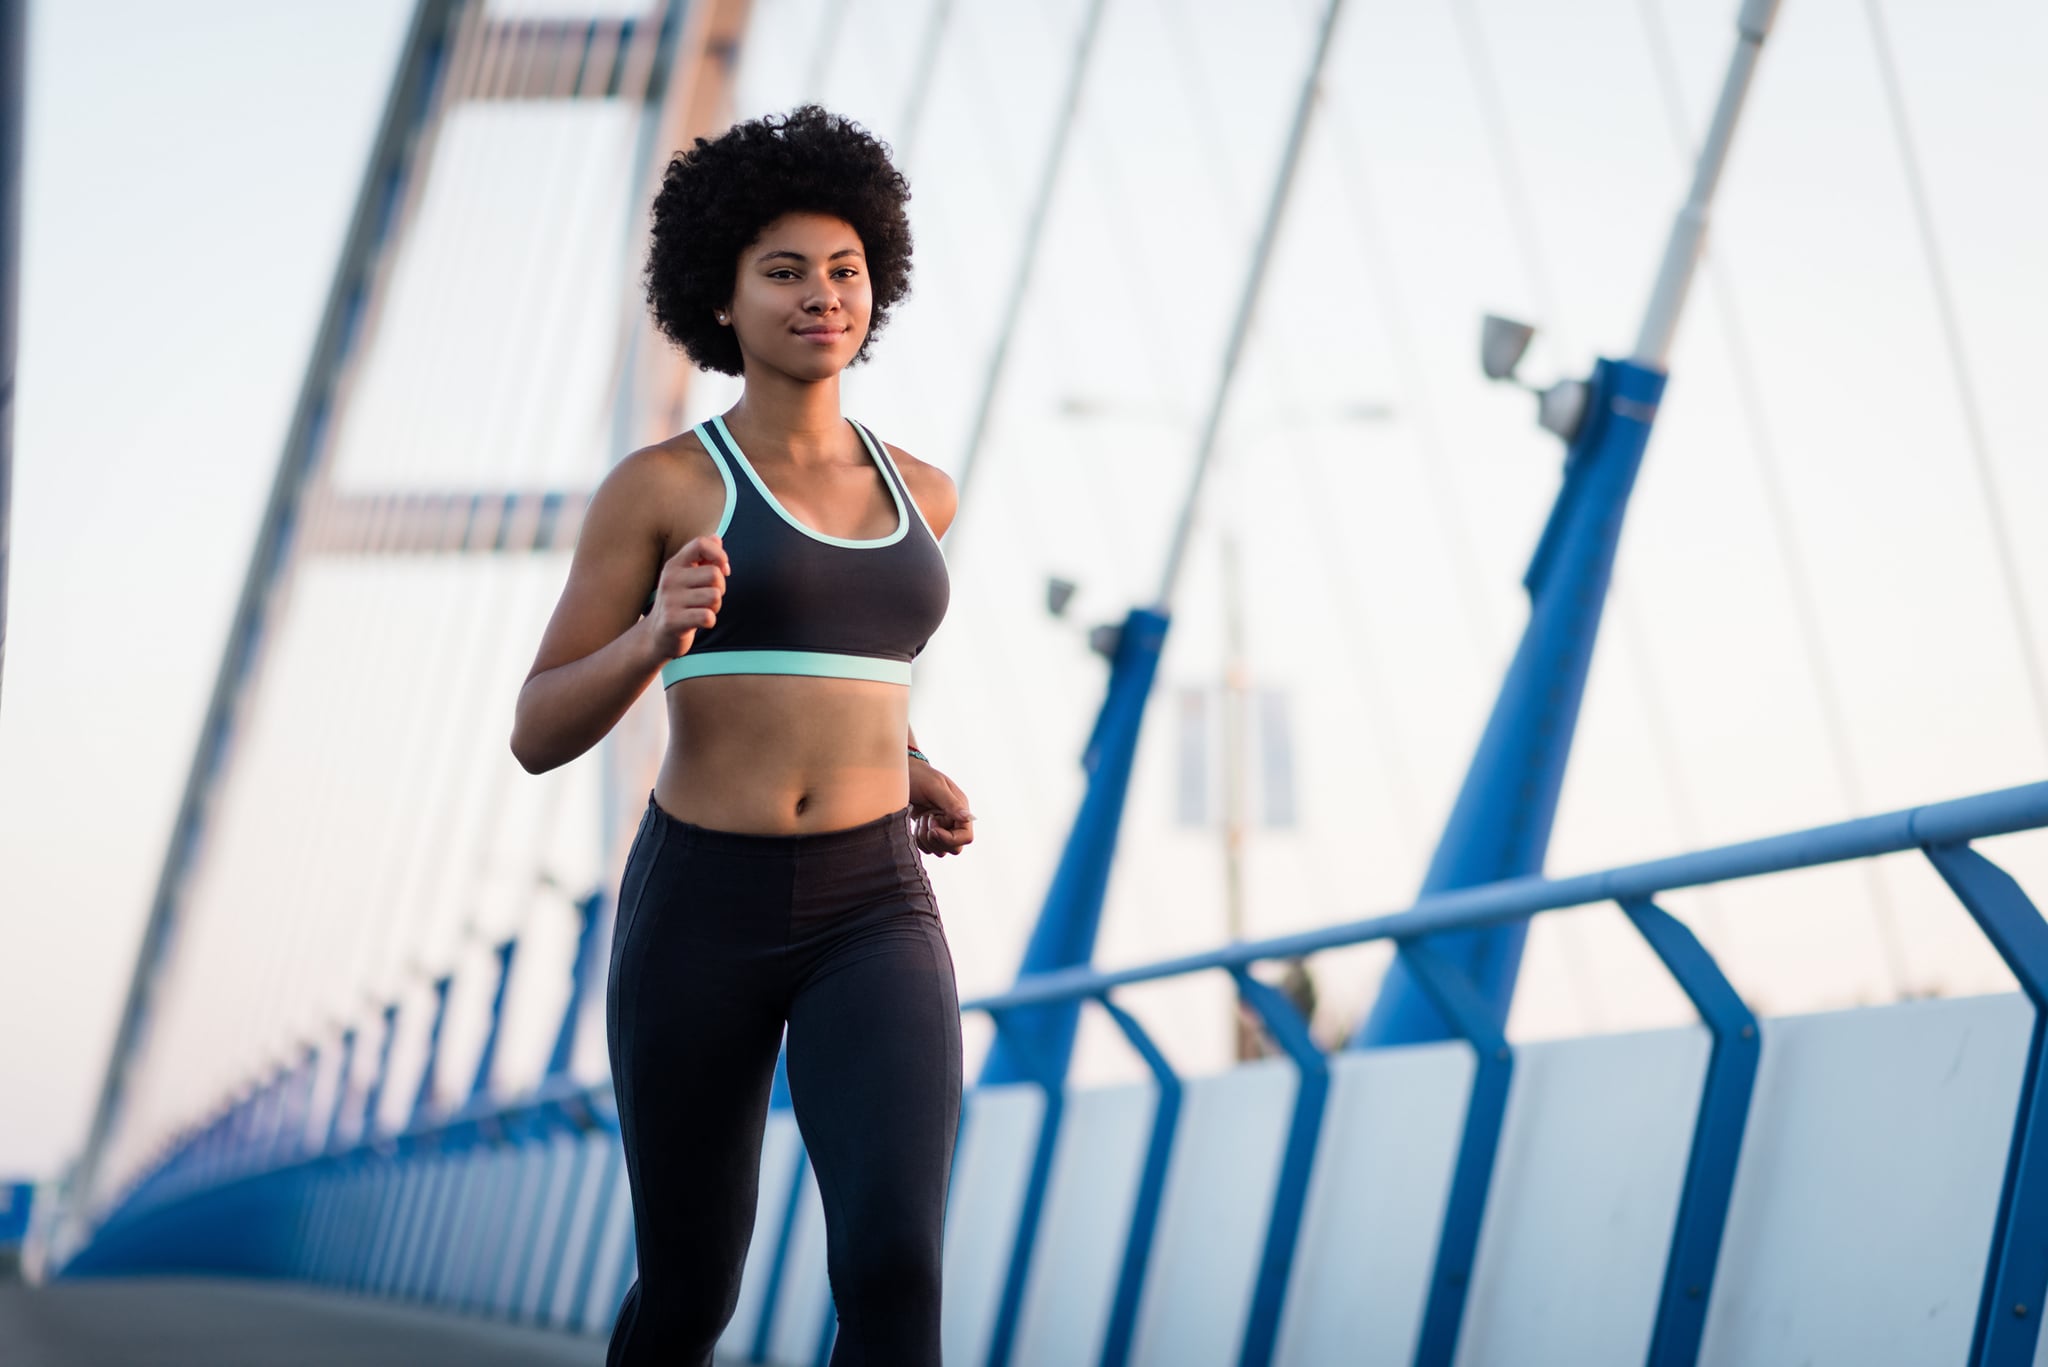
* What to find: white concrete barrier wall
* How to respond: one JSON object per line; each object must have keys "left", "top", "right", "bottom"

{"left": 1455, "top": 1028, "right": 1710, "bottom": 1367}
{"left": 1700, "top": 994, "right": 2031, "bottom": 1367}
{"left": 767, "top": 1152, "right": 832, "bottom": 1365}
{"left": 1012, "top": 1082, "right": 1158, "bottom": 1366}
{"left": 1275, "top": 1041, "right": 1473, "bottom": 1366}
{"left": 719, "top": 1113, "right": 807, "bottom": 1359}
{"left": 942, "top": 1084, "right": 1047, "bottom": 1367}
{"left": 1130, "top": 1058, "right": 1299, "bottom": 1367}
{"left": 725, "top": 993, "right": 2033, "bottom": 1367}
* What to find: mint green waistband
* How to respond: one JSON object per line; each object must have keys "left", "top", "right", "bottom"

{"left": 660, "top": 649, "right": 913, "bottom": 687}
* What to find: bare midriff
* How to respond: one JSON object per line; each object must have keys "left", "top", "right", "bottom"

{"left": 654, "top": 673, "right": 911, "bottom": 835}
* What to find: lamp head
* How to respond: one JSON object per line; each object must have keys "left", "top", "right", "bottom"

{"left": 1046, "top": 576, "right": 1077, "bottom": 618}
{"left": 1537, "top": 379, "right": 1590, "bottom": 442}
{"left": 1481, "top": 314, "right": 1537, "bottom": 381}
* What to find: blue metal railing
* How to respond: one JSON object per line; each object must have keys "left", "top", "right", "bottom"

{"left": 950, "top": 778, "right": 2048, "bottom": 1367}
{"left": 64, "top": 780, "right": 2048, "bottom": 1367}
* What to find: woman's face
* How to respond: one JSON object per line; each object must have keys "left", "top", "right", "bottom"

{"left": 724, "top": 211, "right": 871, "bottom": 381}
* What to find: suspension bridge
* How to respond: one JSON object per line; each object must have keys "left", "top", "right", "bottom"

{"left": 8, "top": 0, "right": 2048, "bottom": 1364}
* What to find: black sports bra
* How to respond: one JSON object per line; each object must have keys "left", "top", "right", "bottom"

{"left": 656, "top": 414, "right": 949, "bottom": 687}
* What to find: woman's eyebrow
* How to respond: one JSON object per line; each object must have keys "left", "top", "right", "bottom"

{"left": 753, "top": 247, "right": 866, "bottom": 264}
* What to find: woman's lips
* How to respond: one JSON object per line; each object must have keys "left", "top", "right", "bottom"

{"left": 796, "top": 328, "right": 846, "bottom": 344}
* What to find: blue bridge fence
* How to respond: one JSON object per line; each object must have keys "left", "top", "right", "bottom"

{"left": 62, "top": 779, "right": 2048, "bottom": 1367}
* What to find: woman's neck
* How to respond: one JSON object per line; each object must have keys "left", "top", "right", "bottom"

{"left": 726, "top": 373, "right": 846, "bottom": 467}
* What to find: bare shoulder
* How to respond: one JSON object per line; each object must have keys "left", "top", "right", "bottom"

{"left": 591, "top": 429, "right": 730, "bottom": 558}
{"left": 884, "top": 441, "right": 959, "bottom": 541}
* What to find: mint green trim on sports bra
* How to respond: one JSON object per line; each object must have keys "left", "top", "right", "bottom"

{"left": 696, "top": 421, "right": 738, "bottom": 536}
{"left": 853, "top": 420, "right": 944, "bottom": 558}
{"left": 711, "top": 413, "right": 908, "bottom": 549}
{"left": 660, "top": 648, "right": 913, "bottom": 687}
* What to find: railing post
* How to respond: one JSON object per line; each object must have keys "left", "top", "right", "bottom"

{"left": 1094, "top": 993, "right": 1183, "bottom": 1367}
{"left": 469, "top": 939, "right": 519, "bottom": 1103}
{"left": 277, "top": 1045, "right": 321, "bottom": 1165}
{"left": 325, "top": 1032, "right": 362, "bottom": 1164}
{"left": 1924, "top": 842, "right": 2048, "bottom": 1367}
{"left": 1398, "top": 939, "right": 1514, "bottom": 1367}
{"left": 982, "top": 1008, "right": 1071, "bottom": 1367}
{"left": 359, "top": 1003, "right": 400, "bottom": 1141}
{"left": 409, "top": 976, "right": 455, "bottom": 1129}
{"left": 547, "top": 892, "right": 604, "bottom": 1080}
{"left": 1228, "top": 967, "right": 1330, "bottom": 1367}
{"left": 1619, "top": 897, "right": 1761, "bottom": 1365}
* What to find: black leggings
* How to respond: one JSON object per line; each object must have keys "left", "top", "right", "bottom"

{"left": 604, "top": 793, "right": 964, "bottom": 1367}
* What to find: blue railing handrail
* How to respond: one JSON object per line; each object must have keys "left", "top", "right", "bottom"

{"left": 72, "top": 777, "right": 2048, "bottom": 1367}
{"left": 963, "top": 779, "right": 2048, "bottom": 1014}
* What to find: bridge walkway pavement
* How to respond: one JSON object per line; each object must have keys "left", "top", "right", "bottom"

{"left": 0, "top": 1276, "right": 626, "bottom": 1366}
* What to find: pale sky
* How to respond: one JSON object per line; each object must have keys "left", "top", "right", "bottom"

{"left": 3, "top": 0, "right": 2045, "bottom": 1185}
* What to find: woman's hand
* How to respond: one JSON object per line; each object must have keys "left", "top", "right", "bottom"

{"left": 640, "top": 534, "right": 731, "bottom": 664}
{"left": 909, "top": 757, "right": 975, "bottom": 857}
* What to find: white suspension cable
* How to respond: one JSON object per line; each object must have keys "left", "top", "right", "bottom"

{"left": 160, "top": 0, "right": 505, "bottom": 1141}
{"left": 1862, "top": 0, "right": 2048, "bottom": 760}
{"left": 1634, "top": 0, "right": 1907, "bottom": 995}
{"left": 245, "top": 0, "right": 506, "bottom": 1074}
{"left": 1447, "top": 0, "right": 1572, "bottom": 358}
{"left": 257, "top": 7, "right": 533, "bottom": 1069}
{"left": 1154, "top": 0, "right": 1349, "bottom": 611}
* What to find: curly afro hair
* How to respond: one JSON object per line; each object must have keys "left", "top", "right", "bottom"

{"left": 644, "top": 105, "right": 914, "bottom": 376}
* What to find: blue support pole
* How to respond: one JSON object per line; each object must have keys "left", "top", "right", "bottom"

{"left": 1095, "top": 994, "right": 1182, "bottom": 1367}
{"left": 1358, "top": 359, "right": 1668, "bottom": 1046}
{"left": 1620, "top": 897, "right": 1760, "bottom": 1366}
{"left": 1400, "top": 939, "right": 1515, "bottom": 1367}
{"left": 1924, "top": 843, "right": 2048, "bottom": 1367}
{"left": 980, "top": 607, "right": 1170, "bottom": 1085}
{"left": 1229, "top": 969, "right": 1330, "bottom": 1367}
{"left": 979, "top": 0, "right": 1345, "bottom": 1091}
{"left": 1359, "top": 0, "right": 1781, "bottom": 1045}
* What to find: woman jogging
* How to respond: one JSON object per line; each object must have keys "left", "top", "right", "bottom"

{"left": 510, "top": 104, "right": 973, "bottom": 1367}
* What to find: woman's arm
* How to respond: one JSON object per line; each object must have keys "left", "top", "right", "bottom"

{"left": 907, "top": 727, "right": 974, "bottom": 857}
{"left": 893, "top": 444, "right": 974, "bottom": 853}
{"left": 510, "top": 446, "right": 727, "bottom": 774}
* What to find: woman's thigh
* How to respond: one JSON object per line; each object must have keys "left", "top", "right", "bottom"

{"left": 606, "top": 808, "right": 791, "bottom": 1291}
{"left": 783, "top": 908, "right": 964, "bottom": 1258}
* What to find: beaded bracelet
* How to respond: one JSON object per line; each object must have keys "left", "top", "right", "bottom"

{"left": 907, "top": 746, "right": 931, "bottom": 764}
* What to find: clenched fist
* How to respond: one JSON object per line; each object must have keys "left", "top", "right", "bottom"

{"left": 642, "top": 534, "right": 731, "bottom": 663}
{"left": 910, "top": 756, "right": 975, "bottom": 857}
